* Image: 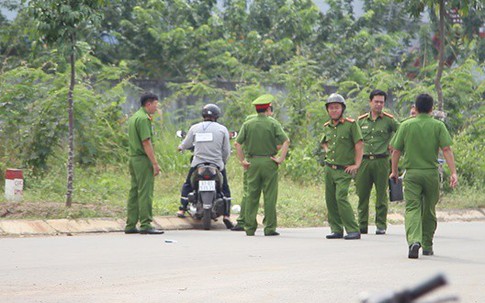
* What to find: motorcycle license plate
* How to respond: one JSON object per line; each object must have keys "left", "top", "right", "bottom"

{"left": 199, "top": 180, "right": 215, "bottom": 191}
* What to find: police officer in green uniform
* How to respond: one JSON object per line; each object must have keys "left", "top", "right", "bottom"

{"left": 356, "top": 89, "right": 399, "bottom": 235}
{"left": 321, "top": 93, "right": 363, "bottom": 240}
{"left": 232, "top": 108, "right": 278, "bottom": 232}
{"left": 231, "top": 113, "right": 257, "bottom": 232}
{"left": 234, "top": 94, "right": 290, "bottom": 236}
{"left": 391, "top": 94, "right": 457, "bottom": 258}
{"left": 125, "top": 92, "right": 164, "bottom": 235}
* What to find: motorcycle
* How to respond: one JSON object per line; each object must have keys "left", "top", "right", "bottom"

{"left": 187, "top": 163, "right": 228, "bottom": 230}
{"left": 176, "top": 130, "right": 237, "bottom": 230}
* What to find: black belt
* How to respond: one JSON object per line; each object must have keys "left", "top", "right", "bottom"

{"left": 325, "top": 162, "right": 346, "bottom": 170}
{"left": 363, "top": 154, "right": 388, "bottom": 160}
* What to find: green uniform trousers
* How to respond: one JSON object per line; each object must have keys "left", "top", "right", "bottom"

{"left": 325, "top": 166, "right": 359, "bottom": 234}
{"left": 244, "top": 157, "right": 279, "bottom": 235}
{"left": 126, "top": 156, "right": 154, "bottom": 231}
{"left": 355, "top": 158, "right": 389, "bottom": 230}
{"left": 236, "top": 168, "right": 249, "bottom": 227}
{"left": 404, "top": 169, "right": 439, "bottom": 250}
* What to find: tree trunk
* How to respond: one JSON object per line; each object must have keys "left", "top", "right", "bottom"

{"left": 434, "top": 0, "right": 445, "bottom": 112}
{"left": 66, "top": 49, "right": 75, "bottom": 207}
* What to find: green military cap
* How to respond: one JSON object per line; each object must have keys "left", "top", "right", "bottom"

{"left": 252, "top": 94, "right": 275, "bottom": 105}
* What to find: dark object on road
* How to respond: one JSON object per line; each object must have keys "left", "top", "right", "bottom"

{"left": 361, "top": 273, "right": 457, "bottom": 303}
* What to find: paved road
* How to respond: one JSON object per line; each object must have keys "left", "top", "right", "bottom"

{"left": 2, "top": 222, "right": 485, "bottom": 303}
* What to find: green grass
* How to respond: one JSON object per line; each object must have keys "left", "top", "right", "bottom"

{"left": 1, "top": 155, "right": 484, "bottom": 224}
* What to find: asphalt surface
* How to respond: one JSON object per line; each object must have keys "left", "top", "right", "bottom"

{"left": 2, "top": 222, "right": 485, "bottom": 303}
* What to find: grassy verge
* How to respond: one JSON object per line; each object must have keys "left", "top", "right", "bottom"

{"left": 1, "top": 157, "right": 484, "bottom": 225}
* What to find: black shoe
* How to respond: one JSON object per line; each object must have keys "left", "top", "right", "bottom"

{"left": 423, "top": 249, "right": 434, "bottom": 256}
{"left": 344, "top": 232, "right": 361, "bottom": 240}
{"left": 408, "top": 242, "right": 421, "bottom": 259}
{"left": 223, "top": 218, "right": 234, "bottom": 229}
{"left": 326, "top": 232, "right": 343, "bottom": 239}
{"left": 231, "top": 224, "right": 245, "bottom": 231}
{"left": 376, "top": 228, "right": 386, "bottom": 235}
{"left": 140, "top": 228, "right": 165, "bottom": 235}
{"left": 265, "top": 231, "right": 280, "bottom": 236}
{"left": 360, "top": 228, "right": 368, "bottom": 234}
{"left": 124, "top": 228, "right": 139, "bottom": 234}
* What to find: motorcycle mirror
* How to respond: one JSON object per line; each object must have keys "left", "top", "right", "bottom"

{"left": 229, "top": 131, "right": 238, "bottom": 139}
{"left": 176, "top": 130, "right": 186, "bottom": 138}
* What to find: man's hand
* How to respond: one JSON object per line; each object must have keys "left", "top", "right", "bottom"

{"left": 449, "top": 173, "right": 458, "bottom": 188}
{"left": 271, "top": 156, "right": 285, "bottom": 165}
{"left": 442, "top": 146, "right": 458, "bottom": 189}
{"left": 272, "top": 139, "right": 290, "bottom": 166}
{"left": 241, "top": 159, "right": 250, "bottom": 170}
{"left": 389, "top": 171, "right": 399, "bottom": 183}
{"left": 345, "top": 164, "right": 359, "bottom": 175}
{"left": 153, "top": 163, "right": 161, "bottom": 176}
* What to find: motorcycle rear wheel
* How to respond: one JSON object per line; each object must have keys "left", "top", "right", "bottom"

{"left": 202, "top": 208, "right": 211, "bottom": 230}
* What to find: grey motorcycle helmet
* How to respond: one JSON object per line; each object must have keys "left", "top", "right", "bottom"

{"left": 202, "top": 103, "right": 221, "bottom": 121}
{"left": 325, "top": 93, "right": 346, "bottom": 111}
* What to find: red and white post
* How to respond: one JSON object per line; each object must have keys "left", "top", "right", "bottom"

{"left": 5, "top": 169, "right": 23, "bottom": 202}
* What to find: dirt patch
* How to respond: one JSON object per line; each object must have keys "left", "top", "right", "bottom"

{"left": 0, "top": 201, "right": 125, "bottom": 220}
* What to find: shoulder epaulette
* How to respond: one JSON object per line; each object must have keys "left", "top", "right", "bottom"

{"left": 358, "top": 113, "right": 369, "bottom": 120}
{"left": 323, "top": 121, "right": 330, "bottom": 127}
{"left": 382, "top": 112, "right": 394, "bottom": 119}
{"left": 345, "top": 117, "right": 355, "bottom": 123}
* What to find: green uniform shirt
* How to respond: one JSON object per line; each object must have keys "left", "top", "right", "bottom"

{"left": 391, "top": 114, "right": 452, "bottom": 169}
{"left": 242, "top": 114, "right": 281, "bottom": 153}
{"left": 236, "top": 113, "right": 288, "bottom": 156}
{"left": 390, "top": 116, "right": 415, "bottom": 147}
{"left": 358, "top": 112, "right": 399, "bottom": 155}
{"left": 242, "top": 114, "right": 257, "bottom": 154}
{"left": 128, "top": 107, "right": 153, "bottom": 157}
{"left": 321, "top": 117, "right": 363, "bottom": 166}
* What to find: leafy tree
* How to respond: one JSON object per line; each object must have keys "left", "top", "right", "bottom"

{"left": 270, "top": 56, "right": 325, "bottom": 141}
{"left": 398, "top": 0, "right": 483, "bottom": 112}
{"left": 28, "top": 0, "right": 104, "bottom": 206}
{"left": 222, "top": 0, "right": 249, "bottom": 39}
{"left": 0, "top": 66, "right": 62, "bottom": 174}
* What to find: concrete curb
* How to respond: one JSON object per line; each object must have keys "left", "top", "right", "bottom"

{"left": 387, "top": 208, "right": 485, "bottom": 224}
{"left": 0, "top": 209, "right": 484, "bottom": 237}
{"left": 0, "top": 215, "right": 249, "bottom": 236}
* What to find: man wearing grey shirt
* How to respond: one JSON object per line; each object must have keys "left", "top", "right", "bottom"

{"left": 177, "top": 104, "right": 233, "bottom": 228}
